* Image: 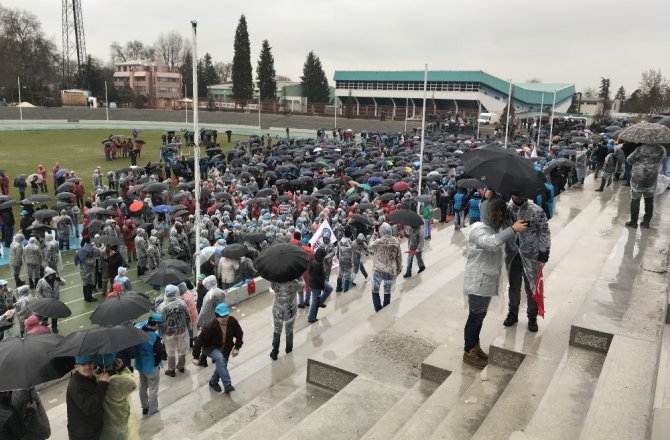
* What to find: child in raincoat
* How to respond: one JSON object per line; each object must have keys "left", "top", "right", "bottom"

{"left": 96, "top": 354, "right": 139, "bottom": 440}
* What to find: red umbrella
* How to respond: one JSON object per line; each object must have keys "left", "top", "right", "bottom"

{"left": 129, "top": 200, "right": 145, "bottom": 213}
{"left": 532, "top": 268, "right": 545, "bottom": 318}
{"left": 392, "top": 181, "right": 410, "bottom": 192}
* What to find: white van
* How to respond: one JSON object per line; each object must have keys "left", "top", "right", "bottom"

{"left": 478, "top": 112, "right": 499, "bottom": 125}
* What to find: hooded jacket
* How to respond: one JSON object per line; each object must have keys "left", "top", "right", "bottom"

{"left": 271, "top": 278, "right": 303, "bottom": 321}
{"left": 464, "top": 221, "right": 516, "bottom": 297}
{"left": 36, "top": 267, "right": 66, "bottom": 300}
{"left": 9, "top": 234, "right": 24, "bottom": 267}
{"left": 156, "top": 287, "right": 191, "bottom": 336}
{"left": 369, "top": 223, "right": 402, "bottom": 275}
{"left": 197, "top": 275, "right": 226, "bottom": 328}
{"left": 627, "top": 143, "right": 667, "bottom": 193}
{"left": 23, "top": 237, "right": 43, "bottom": 266}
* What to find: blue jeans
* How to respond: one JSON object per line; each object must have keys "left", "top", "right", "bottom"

{"left": 371, "top": 271, "right": 395, "bottom": 312}
{"left": 298, "top": 290, "right": 310, "bottom": 306}
{"left": 423, "top": 219, "right": 431, "bottom": 238}
{"left": 203, "top": 348, "right": 232, "bottom": 387}
{"left": 308, "top": 282, "right": 332, "bottom": 321}
{"left": 464, "top": 295, "right": 492, "bottom": 352}
{"left": 454, "top": 210, "right": 464, "bottom": 227}
{"left": 351, "top": 254, "right": 368, "bottom": 281}
{"left": 405, "top": 251, "right": 425, "bottom": 275}
{"left": 58, "top": 237, "right": 70, "bottom": 251}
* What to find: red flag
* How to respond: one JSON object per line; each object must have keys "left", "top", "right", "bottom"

{"left": 532, "top": 268, "right": 545, "bottom": 318}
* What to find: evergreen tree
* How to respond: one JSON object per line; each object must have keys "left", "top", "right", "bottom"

{"left": 300, "top": 51, "right": 330, "bottom": 104}
{"left": 615, "top": 86, "right": 626, "bottom": 102}
{"left": 597, "top": 77, "right": 611, "bottom": 121}
{"left": 180, "top": 50, "right": 193, "bottom": 98}
{"left": 232, "top": 14, "right": 253, "bottom": 100}
{"left": 256, "top": 40, "right": 277, "bottom": 100}
{"left": 197, "top": 53, "right": 220, "bottom": 99}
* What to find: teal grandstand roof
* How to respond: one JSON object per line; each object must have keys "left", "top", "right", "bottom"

{"left": 333, "top": 71, "right": 575, "bottom": 105}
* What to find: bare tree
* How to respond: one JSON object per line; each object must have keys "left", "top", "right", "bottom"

{"left": 109, "top": 40, "right": 154, "bottom": 63}
{"left": 110, "top": 41, "right": 126, "bottom": 62}
{"left": 214, "top": 61, "right": 232, "bottom": 83}
{"left": 583, "top": 87, "right": 597, "bottom": 98}
{"left": 525, "top": 77, "right": 542, "bottom": 83}
{"left": 155, "top": 31, "right": 185, "bottom": 71}
{"left": 277, "top": 75, "right": 292, "bottom": 82}
{"left": 639, "top": 69, "right": 670, "bottom": 113}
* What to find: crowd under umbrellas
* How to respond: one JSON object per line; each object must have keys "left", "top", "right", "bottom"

{"left": 0, "top": 116, "right": 667, "bottom": 436}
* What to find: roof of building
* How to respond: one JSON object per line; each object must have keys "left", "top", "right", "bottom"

{"left": 333, "top": 70, "right": 575, "bottom": 105}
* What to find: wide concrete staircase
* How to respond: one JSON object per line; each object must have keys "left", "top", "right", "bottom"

{"left": 43, "top": 176, "right": 670, "bottom": 440}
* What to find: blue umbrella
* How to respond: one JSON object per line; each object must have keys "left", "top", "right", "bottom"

{"left": 152, "top": 205, "right": 174, "bottom": 213}
{"left": 367, "top": 176, "right": 383, "bottom": 184}
{"left": 55, "top": 168, "right": 69, "bottom": 179}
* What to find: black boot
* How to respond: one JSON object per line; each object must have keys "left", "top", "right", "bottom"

{"left": 285, "top": 332, "right": 293, "bottom": 354}
{"left": 199, "top": 354, "right": 208, "bottom": 367}
{"left": 595, "top": 178, "right": 605, "bottom": 192}
{"left": 29, "top": 279, "right": 35, "bottom": 290}
{"left": 627, "top": 198, "right": 641, "bottom": 228}
{"left": 270, "top": 332, "right": 280, "bottom": 361}
{"left": 641, "top": 197, "right": 654, "bottom": 228}
{"left": 503, "top": 313, "right": 518, "bottom": 327}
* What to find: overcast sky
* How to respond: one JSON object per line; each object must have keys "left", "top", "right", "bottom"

{"left": 3, "top": 0, "right": 666, "bottom": 95}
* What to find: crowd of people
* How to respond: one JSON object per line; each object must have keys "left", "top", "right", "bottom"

{"left": 0, "top": 114, "right": 668, "bottom": 438}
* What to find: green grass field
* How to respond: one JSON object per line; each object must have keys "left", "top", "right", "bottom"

{"left": 0, "top": 129, "right": 246, "bottom": 197}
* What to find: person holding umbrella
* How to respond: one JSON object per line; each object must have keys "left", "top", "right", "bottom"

{"left": 403, "top": 224, "right": 426, "bottom": 278}
{"left": 35, "top": 267, "right": 66, "bottom": 333}
{"left": 66, "top": 355, "right": 110, "bottom": 440}
{"left": 463, "top": 199, "right": 528, "bottom": 368}
{"left": 269, "top": 274, "right": 304, "bottom": 359}
{"left": 134, "top": 313, "right": 167, "bottom": 416}
{"left": 0, "top": 388, "right": 51, "bottom": 439}
{"left": 625, "top": 143, "right": 667, "bottom": 228}
{"left": 503, "top": 193, "right": 551, "bottom": 332}
{"left": 192, "top": 303, "right": 243, "bottom": 394}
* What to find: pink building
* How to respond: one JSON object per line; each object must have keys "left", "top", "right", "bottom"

{"left": 112, "top": 59, "right": 182, "bottom": 109}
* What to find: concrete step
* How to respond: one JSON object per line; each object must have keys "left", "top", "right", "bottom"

{"left": 428, "top": 365, "right": 515, "bottom": 440}
{"left": 222, "top": 383, "right": 335, "bottom": 440}
{"left": 579, "top": 335, "right": 660, "bottom": 440}
{"left": 652, "top": 324, "right": 670, "bottom": 440}
{"left": 278, "top": 376, "right": 405, "bottom": 440}
{"left": 520, "top": 346, "right": 606, "bottom": 440}
{"left": 360, "top": 379, "right": 440, "bottom": 440}
{"left": 391, "top": 345, "right": 479, "bottom": 440}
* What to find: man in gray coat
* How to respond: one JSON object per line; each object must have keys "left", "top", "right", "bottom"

{"left": 35, "top": 267, "right": 66, "bottom": 333}
{"left": 625, "top": 143, "right": 667, "bottom": 228}
{"left": 463, "top": 199, "right": 527, "bottom": 368}
{"left": 9, "top": 233, "right": 25, "bottom": 287}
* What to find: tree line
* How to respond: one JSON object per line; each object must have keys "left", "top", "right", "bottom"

{"left": 0, "top": 6, "right": 331, "bottom": 108}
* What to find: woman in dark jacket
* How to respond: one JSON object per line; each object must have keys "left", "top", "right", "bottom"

{"left": 307, "top": 248, "right": 332, "bottom": 323}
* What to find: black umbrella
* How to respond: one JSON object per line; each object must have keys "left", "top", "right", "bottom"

{"left": 315, "top": 188, "right": 335, "bottom": 196}
{"left": 388, "top": 209, "right": 423, "bottom": 228}
{"left": 371, "top": 185, "right": 389, "bottom": 193}
{"left": 0, "top": 334, "right": 74, "bottom": 391}
{"left": 145, "top": 182, "right": 168, "bottom": 193}
{"left": 89, "top": 292, "right": 152, "bottom": 326}
{"left": 28, "top": 298, "right": 72, "bottom": 319}
{"left": 56, "top": 192, "right": 76, "bottom": 200}
{"left": 346, "top": 194, "right": 361, "bottom": 203}
{"left": 141, "top": 266, "right": 188, "bottom": 285}
{"left": 416, "top": 195, "right": 433, "bottom": 203}
{"left": 379, "top": 193, "right": 395, "bottom": 202}
{"left": 32, "top": 209, "right": 58, "bottom": 220}
{"left": 92, "top": 235, "right": 124, "bottom": 246}
{"left": 29, "top": 194, "right": 51, "bottom": 203}
{"left": 52, "top": 202, "right": 71, "bottom": 211}
{"left": 0, "top": 200, "right": 19, "bottom": 210}
{"left": 301, "top": 195, "right": 317, "bottom": 203}
{"left": 244, "top": 232, "right": 267, "bottom": 243}
{"left": 350, "top": 213, "right": 372, "bottom": 226}
{"left": 50, "top": 325, "right": 150, "bottom": 357}
{"left": 159, "top": 259, "right": 190, "bottom": 273}
{"left": 172, "top": 192, "right": 191, "bottom": 202}
{"left": 221, "top": 243, "right": 248, "bottom": 258}
{"left": 97, "top": 189, "right": 118, "bottom": 198}
{"left": 457, "top": 178, "right": 486, "bottom": 190}
{"left": 25, "top": 224, "right": 53, "bottom": 233}
{"left": 462, "top": 146, "right": 545, "bottom": 198}
{"left": 56, "top": 182, "right": 74, "bottom": 193}
{"left": 256, "top": 188, "right": 276, "bottom": 197}
{"left": 255, "top": 243, "right": 309, "bottom": 282}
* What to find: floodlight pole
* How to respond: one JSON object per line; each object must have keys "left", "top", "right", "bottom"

{"left": 184, "top": 84, "right": 188, "bottom": 123}
{"left": 548, "top": 90, "right": 557, "bottom": 149}
{"left": 417, "top": 64, "right": 427, "bottom": 213}
{"left": 476, "top": 101, "right": 481, "bottom": 139}
{"left": 537, "top": 93, "right": 544, "bottom": 147}
{"left": 404, "top": 97, "right": 408, "bottom": 133}
{"left": 191, "top": 20, "right": 201, "bottom": 281}
{"left": 104, "top": 81, "right": 109, "bottom": 121}
{"left": 17, "top": 76, "right": 22, "bottom": 121}
{"left": 503, "top": 79, "right": 512, "bottom": 148}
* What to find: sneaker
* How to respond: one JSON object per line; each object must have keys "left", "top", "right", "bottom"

{"left": 224, "top": 384, "right": 235, "bottom": 393}
{"left": 209, "top": 381, "right": 222, "bottom": 392}
{"left": 528, "top": 318, "right": 539, "bottom": 332}
{"left": 463, "top": 348, "right": 488, "bottom": 369}
{"left": 335, "top": 288, "right": 343, "bottom": 293}
{"left": 142, "top": 408, "right": 149, "bottom": 415}
{"left": 625, "top": 221, "right": 638, "bottom": 229}
{"left": 403, "top": 273, "right": 411, "bottom": 278}
{"left": 297, "top": 303, "right": 305, "bottom": 309}
{"left": 503, "top": 313, "right": 518, "bottom": 327}
{"left": 351, "top": 281, "right": 357, "bottom": 286}
{"left": 640, "top": 222, "right": 650, "bottom": 229}
{"left": 474, "top": 342, "right": 489, "bottom": 360}
{"left": 307, "top": 318, "right": 319, "bottom": 324}
{"left": 418, "top": 267, "right": 425, "bottom": 273}
{"left": 595, "top": 189, "right": 603, "bottom": 192}
{"left": 270, "top": 351, "right": 278, "bottom": 361}
{"left": 319, "top": 303, "right": 327, "bottom": 308}
{"left": 165, "top": 370, "right": 176, "bottom": 377}
{"left": 177, "top": 366, "right": 185, "bottom": 373}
